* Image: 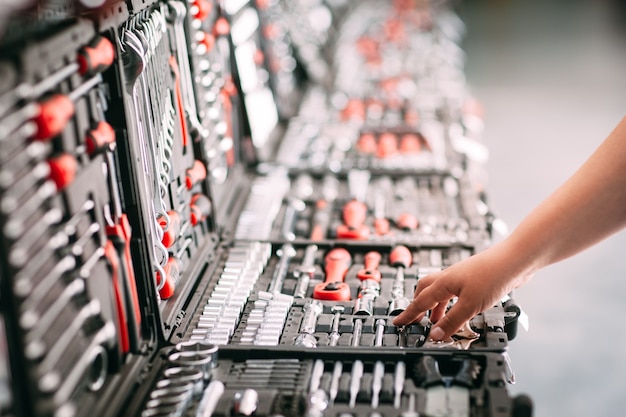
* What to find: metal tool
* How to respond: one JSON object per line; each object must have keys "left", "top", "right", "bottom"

{"left": 294, "top": 300, "right": 323, "bottom": 348}
{"left": 351, "top": 318, "right": 363, "bottom": 347}
{"left": 374, "top": 319, "right": 385, "bottom": 347}
{"left": 328, "top": 361, "right": 342, "bottom": 406}
{"left": 268, "top": 243, "right": 297, "bottom": 293}
{"left": 309, "top": 360, "right": 325, "bottom": 393}
{"left": 293, "top": 244, "right": 318, "bottom": 298}
{"left": 328, "top": 305, "right": 344, "bottom": 347}
{"left": 348, "top": 360, "right": 363, "bottom": 408}
{"left": 196, "top": 380, "right": 225, "bottom": 417}
{"left": 388, "top": 245, "right": 413, "bottom": 315}
{"left": 417, "top": 355, "right": 447, "bottom": 417}
{"left": 371, "top": 360, "right": 384, "bottom": 408}
{"left": 281, "top": 197, "right": 306, "bottom": 240}
{"left": 393, "top": 361, "right": 405, "bottom": 409}
{"left": 233, "top": 389, "right": 258, "bottom": 416}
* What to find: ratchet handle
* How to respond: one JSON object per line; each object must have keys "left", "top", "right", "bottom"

{"left": 313, "top": 248, "right": 352, "bottom": 300}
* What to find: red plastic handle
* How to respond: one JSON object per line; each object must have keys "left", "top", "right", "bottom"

{"left": 77, "top": 36, "right": 115, "bottom": 76}
{"left": 313, "top": 248, "right": 352, "bottom": 301}
{"left": 186, "top": 160, "right": 207, "bottom": 190}
{"left": 356, "top": 251, "right": 382, "bottom": 282}
{"left": 389, "top": 245, "right": 412, "bottom": 269}
{"left": 85, "top": 121, "right": 116, "bottom": 156}
{"left": 33, "top": 95, "right": 75, "bottom": 141}
{"left": 160, "top": 210, "right": 181, "bottom": 248}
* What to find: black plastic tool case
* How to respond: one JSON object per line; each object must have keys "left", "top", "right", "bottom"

{"left": 0, "top": 1, "right": 532, "bottom": 417}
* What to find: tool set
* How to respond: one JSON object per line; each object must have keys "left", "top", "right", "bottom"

{"left": 0, "top": 0, "right": 532, "bottom": 416}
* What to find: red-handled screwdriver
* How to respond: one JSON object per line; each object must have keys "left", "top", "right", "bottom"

{"left": 190, "top": 0, "right": 212, "bottom": 21}
{"left": 47, "top": 153, "right": 78, "bottom": 191}
{"left": 186, "top": 160, "right": 207, "bottom": 190}
{"left": 85, "top": 120, "right": 116, "bottom": 156}
{"left": 313, "top": 248, "right": 352, "bottom": 301}
{"left": 32, "top": 73, "right": 104, "bottom": 141}
{"left": 356, "top": 251, "right": 382, "bottom": 282}
{"left": 157, "top": 256, "right": 181, "bottom": 300}
{"left": 190, "top": 193, "right": 211, "bottom": 226}
{"left": 160, "top": 210, "right": 181, "bottom": 248}
{"left": 0, "top": 36, "right": 114, "bottom": 122}
{"left": 77, "top": 36, "right": 116, "bottom": 77}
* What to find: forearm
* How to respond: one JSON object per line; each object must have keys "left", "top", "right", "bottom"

{"left": 501, "top": 116, "right": 626, "bottom": 275}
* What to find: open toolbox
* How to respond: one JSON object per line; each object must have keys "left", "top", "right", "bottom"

{"left": 232, "top": 169, "right": 492, "bottom": 247}
{"left": 0, "top": 0, "right": 531, "bottom": 416}
{"left": 123, "top": 345, "right": 532, "bottom": 417}
{"left": 175, "top": 242, "right": 521, "bottom": 352}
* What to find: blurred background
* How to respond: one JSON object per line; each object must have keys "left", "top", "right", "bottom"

{"left": 457, "top": 1, "right": 626, "bottom": 416}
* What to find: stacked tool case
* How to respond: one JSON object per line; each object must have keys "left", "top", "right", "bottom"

{"left": 0, "top": 1, "right": 532, "bottom": 417}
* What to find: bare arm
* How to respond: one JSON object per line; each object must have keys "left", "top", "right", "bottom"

{"left": 393, "top": 116, "right": 626, "bottom": 340}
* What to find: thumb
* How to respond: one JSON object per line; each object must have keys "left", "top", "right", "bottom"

{"left": 428, "top": 299, "right": 477, "bottom": 341}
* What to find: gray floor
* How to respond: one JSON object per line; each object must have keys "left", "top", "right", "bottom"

{"left": 459, "top": 1, "right": 626, "bottom": 416}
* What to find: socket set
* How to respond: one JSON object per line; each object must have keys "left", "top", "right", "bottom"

{"left": 233, "top": 170, "right": 492, "bottom": 247}
{"left": 123, "top": 344, "right": 532, "bottom": 417}
{"left": 0, "top": 0, "right": 532, "bottom": 416}
{"left": 178, "top": 243, "right": 521, "bottom": 354}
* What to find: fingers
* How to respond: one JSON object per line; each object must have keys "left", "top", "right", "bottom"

{"left": 428, "top": 299, "right": 478, "bottom": 340}
{"left": 392, "top": 274, "right": 452, "bottom": 326}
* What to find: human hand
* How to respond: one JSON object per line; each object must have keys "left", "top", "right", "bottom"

{"left": 392, "top": 244, "right": 534, "bottom": 341}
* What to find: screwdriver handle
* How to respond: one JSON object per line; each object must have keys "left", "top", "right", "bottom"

{"left": 186, "top": 160, "right": 207, "bottom": 190}
{"left": 160, "top": 210, "right": 181, "bottom": 248}
{"left": 77, "top": 36, "right": 115, "bottom": 76}
{"left": 157, "top": 256, "right": 181, "bottom": 299}
{"left": 33, "top": 95, "right": 75, "bottom": 141}
{"left": 190, "top": 193, "right": 211, "bottom": 225}
{"left": 85, "top": 121, "right": 116, "bottom": 156}
{"left": 191, "top": 0, "right": 212, "bottom": 21}
{"left": 47, "top": 153, "right": 78, "bottom": 191}
{"left": 389, "top": 245, "right": 412, "bottom": 268}
{"left": 356, "top": 251, "right": 382, "bottom": 282}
